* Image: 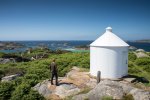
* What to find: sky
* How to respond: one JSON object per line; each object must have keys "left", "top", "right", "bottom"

{"left": 0, "top": 0, "right": 150, "bottom": 41}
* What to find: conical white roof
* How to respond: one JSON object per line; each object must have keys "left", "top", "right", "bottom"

{"left": 90, "top": 27, "right": 129, "bottom": 47}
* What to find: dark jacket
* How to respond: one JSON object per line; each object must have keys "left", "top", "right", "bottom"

{"left": 50, "top": 62, "right": 57, "bottom": 73}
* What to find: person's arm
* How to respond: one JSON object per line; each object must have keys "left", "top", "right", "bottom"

{"left": 56, "top": 63, "right": 58, "bottom": 72}
{"left": 50, "top": 64, "right": 51, "bottom": 71}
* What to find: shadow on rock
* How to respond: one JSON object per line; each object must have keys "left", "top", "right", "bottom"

{"left": 123, "top": 75, "right": 149, "bottom": 83}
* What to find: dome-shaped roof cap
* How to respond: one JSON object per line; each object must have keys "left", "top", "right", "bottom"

{"left": 106, "top": 27, "right": 112, "bottom": 32}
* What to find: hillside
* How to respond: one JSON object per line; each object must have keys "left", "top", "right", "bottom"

{"left": 0, "top": 48, "right": 150, "bottom": 100}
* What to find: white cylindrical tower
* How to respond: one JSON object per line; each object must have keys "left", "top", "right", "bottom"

{"left": 90, "top": 27, "right": 129, "bottom": 79}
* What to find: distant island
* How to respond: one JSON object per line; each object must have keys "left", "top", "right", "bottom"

{"left": 74, "top": 45, "right": 89, "bottom": 50}
{"left": 134, "top": 39, "right": 150, "bottom": 43}
{"left": 0, "top": 42, "right": 25, "bottom": 50}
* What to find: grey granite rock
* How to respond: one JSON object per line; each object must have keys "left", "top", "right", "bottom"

{"left": 134, "top": 52, "right": 149, "bottom": 58}
{"left": 1, "top": 74, "right": 21, "bottom": 82}
{"left": 33, "top": 80, "right": 53, "bottom": 98}
{"left": 33, "top": 68, "right": 150, "bottom": 100}
{"left": 55, "top": 83, "right": 80, "bottom": 98}
{"left": 33, "top": 79, "right": 81, "bottom": 99}
{"left": 88, "top": 83, "right": 124, "bottom": 100}
{"left": 73, "top": 80, "right": 150, "bottom": 100}
{"left": 130, "top": 88, "right": 150, "bottom": 100}
{"left": 72, "top": 94, "right": 88, "bottom": 100}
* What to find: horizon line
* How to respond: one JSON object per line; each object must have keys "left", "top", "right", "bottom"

{"left": 0, "top": 40, "right": 94, "bottom": 41}
{"left": 0, "top": 39, "right": 149, "bottom": 42}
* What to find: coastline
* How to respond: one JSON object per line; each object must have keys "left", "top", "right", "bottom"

{"left": 0, "top": 41, "right": 150, "bottom": 53}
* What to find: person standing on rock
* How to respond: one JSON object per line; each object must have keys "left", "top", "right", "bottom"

{"left": 50, "top": 59, "right": 58, "bottom": 86}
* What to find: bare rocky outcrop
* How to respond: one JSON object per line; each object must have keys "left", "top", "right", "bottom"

{"left": 1, "top": 74, "right": 22, "bottom": 82}
{"left": 136, "top": 49, "right": 145, "bottom": 52}
{"left": 33, "top": 80, "right": 54, "bottom": 98}
{"left": 33, "top": 67, "right": 96, "bottom": 99}
{"left": 0, "top": 58, "right": 15, "bottom": 64}
{"left": 66, "top": 67, "right": 96, "bottom": 88}
{"left": 0, "top": 55, "right": 30, "bottom": 63}
{"left": 134, "top": 52, "right": 149, "bottom": 58}
{"left": 129, "top": 46, "right": 137, "bottom": 51}
{"left": 33, "top": 67, "right": 150, "bottom": 100}
{"left": 33, "top": 79, "right": 81, "bottom": 99}
{"left": 87, "top": 82, "right": 124, "bottom": 100}
{"left": 54, "top": 83, "right": 80, "bottom": 98}
{"left": 73, "top": 80, "right": 150, "bottom": 100}
{"left": 130, "top": 88, "right": 150, "bottom": 100}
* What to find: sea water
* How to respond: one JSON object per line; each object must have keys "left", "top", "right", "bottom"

{"left": 0, "top": 41, "right": 150, "bottom": 53}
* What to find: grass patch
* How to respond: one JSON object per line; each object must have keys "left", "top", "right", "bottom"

{"left": 78, "top": 87, "right": 91, "bottom": 94}
{"left": 79, "top": 68, "right": 89, "bottom": 72}
{"left": 122, "top": 94, "right": 134, "bottom": 100}
{"left": 101, "top": 96, "right": 113, "bottom": 100}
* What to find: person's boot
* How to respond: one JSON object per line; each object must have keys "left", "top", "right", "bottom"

{"left": 51, "top": 80, "right": 53, "bottom": 85}
{"left": 56, "top": 80, "right": 59, "bottom": 86}
{"left": 56, "top": 83, "right": 59, "bottom": 86}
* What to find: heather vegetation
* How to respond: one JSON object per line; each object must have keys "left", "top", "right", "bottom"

{"left": 0, "top": 48, "right": 89, "bottom": 99}
{"left": 128, "top": 52, "right": 150, "bottom": 85}
{"left": 0, "top": 48, "right": 149, "bottom": 99}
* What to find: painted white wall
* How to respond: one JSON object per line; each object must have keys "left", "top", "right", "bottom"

{"left": 90, "top": 46, "right": 128, "bottom": 79}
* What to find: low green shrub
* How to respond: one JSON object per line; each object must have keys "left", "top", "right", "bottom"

{"left": 135, "top": 58, "right": 150, "bottom": 66}
{"left": 142, "top": 65, "right": 150, "bottom": 73}
{"left": 13, "top": 77, "right": 23, "bottom": 86}
{"left": 0, "top": 82, "right": 14, "bottom": 100}
{"left": 0, "top": 69, "right": 4, "bottom": 79}
{"left": 3, "top": 67, "right": 25, "bottom": 76}
{"left": 128, "top": 52, "right": 137, "bottom": 62}
{"left": 0, "top": 52, "right": 5, "bottom": 57}
{"left": 122, "top": 94, "right": 134, "bottom": 100}
{"left": 22, "top": 89, "right": 45, "bottom": 100}
{"left": 24, "top": 74, "right": 39, "bottom": 80}
{"left": 128, "top": 66, "right": 142, "bottom": 74}
{"left": 128, "top": 61, "right": 134, "bottom": 68}
{"left": 102, "top": 96, "right": 113, "bottom": 100}
{"left": 11, "top": 83, "right": 31, "bottom": 100}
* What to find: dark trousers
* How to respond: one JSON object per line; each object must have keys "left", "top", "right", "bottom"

{"left": 51, "top": 72, "right": 58, "bottom": 85}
